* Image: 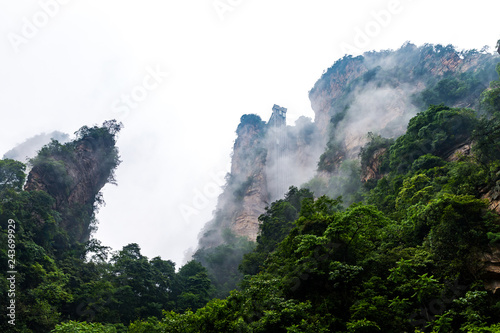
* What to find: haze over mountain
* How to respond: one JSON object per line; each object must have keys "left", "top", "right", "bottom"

{"left": 2, "top": 1, "right": 500, "bottom": 331}
{"left": 3, "top": 40, "right": 500, "bottom": 332}
{"left": 2, "top": 1, "right": 499, "bottom": 267}
{"left": 197, "top": 43, "right": 499, "bottom": 247}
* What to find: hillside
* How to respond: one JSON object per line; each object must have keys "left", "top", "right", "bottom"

{"left": 25, "top": 121, "right": 122, "bottom": 244}
{"left": 132, "top": 46, "right": 500, "bottom": 331}
{"left": 198, "top": 43, "right": 499, "bottom": 247}
{"left": 2, "top": 42, "right": 500, "bottom": 332}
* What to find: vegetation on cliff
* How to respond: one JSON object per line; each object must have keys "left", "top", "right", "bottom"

{"left": 2, "top": 44, "right": 500, "bottom": 332}
{"left": 312, "top": 43, "right": 498, "bottom": 176}
{"left": 1, "top": 122, "right": 215, "bottom": 332}
{"left": 116, "top": 60, "right": 500, "bottom": 332}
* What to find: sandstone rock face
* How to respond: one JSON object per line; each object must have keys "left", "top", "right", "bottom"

{"left": 309, "top": 56, "right": 366, "bottom": 139}
{"left": 198, "top": 117, "right": 270, "bottom": 244}
{"left": 200, "top": 44, "right": 499, "bottom": 246}
{"left": 482, "top": 245, "right": 500, "bottom": 294}
{"left": 445, "top": 143, "right": 471, "bottom": 162}
{"left": 231, "top": 170, "right": 268, "bottom": 241}
{"left": 361, "top": 148, "right": 387, "bottom": 183}
{"left": 25, "top": 129, "right": 119, "bottom": 243}
{"left": 309, "top": 44, "right": 497, "bottom": 169}
{"left": 482, "top": 187, "right": 500, "bottom": 215}
{"left": 229, "top": 122, "right": 269, "bottom": 241}
{"left": 198, "top": 110, "right": 326, "bottom": 244}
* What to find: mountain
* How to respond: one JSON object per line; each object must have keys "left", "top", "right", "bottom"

{"left": 3, "top": 131, "right": 70, "bottom": 163}
{"left": 3, "top": 42, "right": 500, "bottom": 332}
{"left": 25, "top": 121, "right": 122, "bottom": 244}
{"left": 312, "top": 43, "right": 497, "bottom": 167}
{"left": 198, "top": 109, "right": 323, "bottom": 247}
{"left": 198, "top": 43, "right": 499, "bottom": 246}
{"left": 147, "top": 43, "right": 500, "bottom": 332}
{"left": 0, "top": 121, "right": 125, "bottom": 332}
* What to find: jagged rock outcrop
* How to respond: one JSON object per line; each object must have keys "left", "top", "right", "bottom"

{"left": 25, "top": 121, "right": 121, "bottom": 243}
{"left": 229, "top": 117, "right": 269, "bottom": 241}
{"left": 361, "top": 148, "right": 387, "bottom": 182}
{"left": 482, "top": 245, "right": 500, "bottom": 294}
{"left": 483, "top": 185, "right": 500, "bottom": 215}
{"left": 231, "top": 171, "right": 268, "bottom": 241}
{"left": 198, "top": 115, "right": 269, "bottom": 245}
{"left": 199, "top": 43, "right": 499, "bottom": 246}
{"left": 310, "top": 56, "right": 367, "bottom": 138}
{"left": 198, "top": 111, "right": 324, "bottom": 244}
{"left": 445, "top": 143, "right": 472, "bottom": 162}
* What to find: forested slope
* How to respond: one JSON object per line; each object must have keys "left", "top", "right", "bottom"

{"left": 2, "top": 44, "right": 500, "bottom": 332}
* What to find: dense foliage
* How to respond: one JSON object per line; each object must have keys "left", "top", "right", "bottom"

{"left": 193, "top": 230, "right": 254, "bottom": 298}
{"left": 117, "top": 56, "right": 500, "bottom": 332}
{"left": 236, "top": 114, "right": 266, "bottom": 136}
{"left": 3, "top": 47, "right": 500, "bottom": 332}
{"left": 0, "top": 123, "right": 214, "bottom": 332}
{"left": 315, "top": 43, "right": 498, "bottom": 174}
{"left": 239, "top": 186, "right": 315, "bottom": 276}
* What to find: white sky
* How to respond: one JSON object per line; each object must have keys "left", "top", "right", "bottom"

{"left": 1, "top": 0, "right": 499, "bottom": 266}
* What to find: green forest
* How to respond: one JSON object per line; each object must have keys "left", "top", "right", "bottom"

{"left": 3, "top": 46, "right": 500, "bottom": 332}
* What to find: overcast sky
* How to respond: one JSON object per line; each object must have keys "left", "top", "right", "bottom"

{"left": 1, "top": 0, "right": 499, "bottom": 266}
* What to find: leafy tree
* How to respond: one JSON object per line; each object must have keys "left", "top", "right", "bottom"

{"left": 107, "top": 243, "right": 176, "bottom": 323}
{"left": 236, "top": 114, "right": 266, "bottom": 135}
{"left": 193, "top": 229, "right": 254, "bottom": 298}
{"left": 174, "top": 260, "right": 213, "bottom": 312}
{"left": 0, "top": 159, "right": 26, "bottom": 192}
{"left": 389, "top": 105, "right": 477, "bottom": 174}
{"left": 51, "top": 320, "right": 123, "bottom": 332}
{"left": 240, "top": 186, "right": 314, "bottom": 275}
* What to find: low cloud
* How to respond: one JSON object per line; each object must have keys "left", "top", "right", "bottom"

{"left": 3, "top": 131, "right": 70, "bottom": 162}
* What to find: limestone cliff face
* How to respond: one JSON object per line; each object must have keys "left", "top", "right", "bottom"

{"left": 445, "top": 143, "right": 472, "bottom": 162}
{"left": 25, "top": 122, "right": 121, "bottom": 243}
{"left": 198, "top": 113, "right": 324, "bottom": 244}
{"left": 231, "top": 171, "right": 268, "bottom": 241}
{"left": 310, "top": 56, "right": 366, "bottom": 138}
{"left": 483, "top": 184, "right": 500, "bottom": 215}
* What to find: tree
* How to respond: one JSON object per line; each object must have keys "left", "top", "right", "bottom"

{"left": 240, "top": 187, "right": 314, "bottom": 275}
{"left": 174, "top": 260, "right": 213, "bottom": 312}
{"left": 108, "top": 243, "right": 176, "bottom": 323}
{"left": 194, "top": 231, "right": 254, "bottom": 298}
{"left": 0, "top": 159, "right": 26, "bottom": 192}
{"left": 389, "top": 105, "right": 477, "bottom": 174}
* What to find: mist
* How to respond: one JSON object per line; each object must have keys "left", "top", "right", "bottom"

{"left": 339, "top": 82, "right": 420, "bottom": 158}
{"left": 3, "top": 131, "right": 70, "bottom": 162}
{"left": 265, "top": 116, "right": 325, "bottom": 201}
{"left": 2, "top": 0, "right": 499, "bottom": 269}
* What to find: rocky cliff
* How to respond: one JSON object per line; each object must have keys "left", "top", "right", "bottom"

{"left": 361, "top": 147, "right": 388, "bottom": 183}
{"left": 198, "top": 115, "right": 268, "bottom": 246}
{"left": 483, "top": 245, "right": 500, "bottom": 294}
{"left": 227, "top": 117, "right": 269, "bottom": 241}
{"left": 198, "top": 112, "right": 323, "bottom": 244}
{"left": 25, "top": 121, "right": 122, "bottom": 244}
{"left": 310, "top": 43, "right": 498, "bottom": 172}
{"left": 199, "top": 43, "right": 500, "bottom": 245}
